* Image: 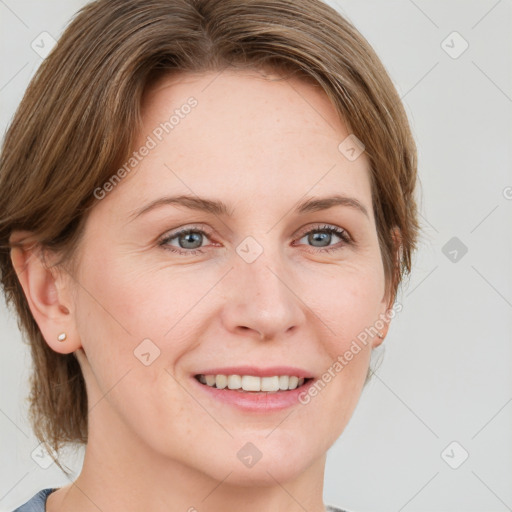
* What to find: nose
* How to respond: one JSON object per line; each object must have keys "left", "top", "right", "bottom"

{"left": 219, "top": 248, "right": 306, "bottom": 342}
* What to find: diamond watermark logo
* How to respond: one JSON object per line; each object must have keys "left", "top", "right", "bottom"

{"left": 31, "top": 32, "right": 57, "bottom": 59}
{"left": 237, "top": 442, "right": 262, "bottom": 468}
{"left": 338, "top": 134, "right": 365, "bottom": 161}
{"left": 134, "top": 338, "right": 161, "bottom": 366}
{"left": 441, "top": 31, "right": 469, "bottom": 59}
{"left": 236, "top": 236, "right": 264, "bottom": 264}
{"left": 441, "top": 441, "right": 469, "bottom": 469}
{"left": 442, "top": 236, "right": 468, "bottom": 263}
{"left": 31, "top": 442, "right": 56, "bottom": 469}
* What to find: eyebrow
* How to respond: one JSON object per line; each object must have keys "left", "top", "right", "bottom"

{"left": 129, "top": 193, "right": 369, "bottom": 220}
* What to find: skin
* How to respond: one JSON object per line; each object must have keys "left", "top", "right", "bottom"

{"left": 11, "top": 68, "right": 394, "bottom": 512}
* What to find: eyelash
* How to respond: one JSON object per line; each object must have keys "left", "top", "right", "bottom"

{"left": 158, "top": 224, "right": 352, "bottom": 256}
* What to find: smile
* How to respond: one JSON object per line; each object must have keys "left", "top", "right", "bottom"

{"left": 195, "top": 374, "right": 312, "bottom": 392}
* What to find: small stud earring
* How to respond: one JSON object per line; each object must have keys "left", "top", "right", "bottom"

{"left": 377, "top": 331, "right": 384, "bottom": 339}
{"left": 57, "top": 332, "right": 67, "bottom": 342}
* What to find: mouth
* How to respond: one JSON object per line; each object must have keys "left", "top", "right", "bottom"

{"left": 194, "top": 373, "right": 314, "bottom": 393}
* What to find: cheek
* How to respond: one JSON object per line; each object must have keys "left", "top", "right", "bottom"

{"left": 296, "top": 260, "right": 383, "bottom": 409}
{"left": 72, "top": 248, "right": 217, "bottom": 394}
{"left": 300, "top": 258, "right": 386, "bottom": 341}
{"left": 75, "top": 247, "right": 182, "bottom": 340}
{"left": 298, "top": 272, "right": 379, "bottom": 444}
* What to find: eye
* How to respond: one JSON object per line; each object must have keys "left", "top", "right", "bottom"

{"left": 294, "top": 224, "right": 352, "bottom": 253}
{"left": 159, "top": 225, "right": 213, "bottom": 256}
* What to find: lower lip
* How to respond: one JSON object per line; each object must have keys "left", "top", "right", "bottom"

{"left": 192, "top": 377, "right": 315, "bottom": 412}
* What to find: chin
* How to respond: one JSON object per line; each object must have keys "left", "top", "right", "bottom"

{"left": 206, "top": 457, "right": 314, "bottom": 488}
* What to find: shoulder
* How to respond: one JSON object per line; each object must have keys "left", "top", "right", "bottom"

{"left": 11, "top": 488, "right": 57, "bottom": 512}
{"left": 325, "top": 505, "right": 350, "bottom": 512}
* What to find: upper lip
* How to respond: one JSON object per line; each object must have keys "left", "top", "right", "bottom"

{"left": 194, "top": 366, "right": 315, "bottom": 379}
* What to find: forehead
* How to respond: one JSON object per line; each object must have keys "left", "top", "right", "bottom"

{"left": 98, "top": 69, "right": 373, "bottom": 221}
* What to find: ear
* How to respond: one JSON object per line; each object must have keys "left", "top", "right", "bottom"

{"left": 373, "top": 227, "right": 402, "bottom": 348}
{"left": 10, "top": 230, "right": 81, "bottom": 354}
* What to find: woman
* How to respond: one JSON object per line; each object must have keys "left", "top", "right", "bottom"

{"left": 0, "top": 0, "right": 419, "bottom": 510}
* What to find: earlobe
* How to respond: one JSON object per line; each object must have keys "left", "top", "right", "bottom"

{"left": 372, "top": 323, "right": 388, "bottom": 348}
{"left": 10, "top": 238, "right": 81, "bottom": 355}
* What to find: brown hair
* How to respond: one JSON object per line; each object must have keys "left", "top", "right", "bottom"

{"left": 0, "top": 0, "right": 419, "bottom": 463}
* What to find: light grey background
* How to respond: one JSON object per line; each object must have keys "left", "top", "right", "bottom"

{"left": 1, "top": 1, "right": 511, "bottom": 511}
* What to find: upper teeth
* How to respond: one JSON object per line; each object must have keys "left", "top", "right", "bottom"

{"left": 197, "top": 374, "right": 306, "bottom": 392}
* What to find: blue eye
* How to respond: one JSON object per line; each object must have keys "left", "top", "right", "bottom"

{"left": 159, "top": 226, "right": 210, "bottom": 255}
{"left": 295, "top": 225, "right": 351, "bottom": 253}
{"left": 159, "top": 224, "right": 352, "bottom": 256}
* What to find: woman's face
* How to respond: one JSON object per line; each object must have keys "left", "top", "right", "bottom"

{"left": 69, "top": 69, "right": 390, "bottom": 484}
